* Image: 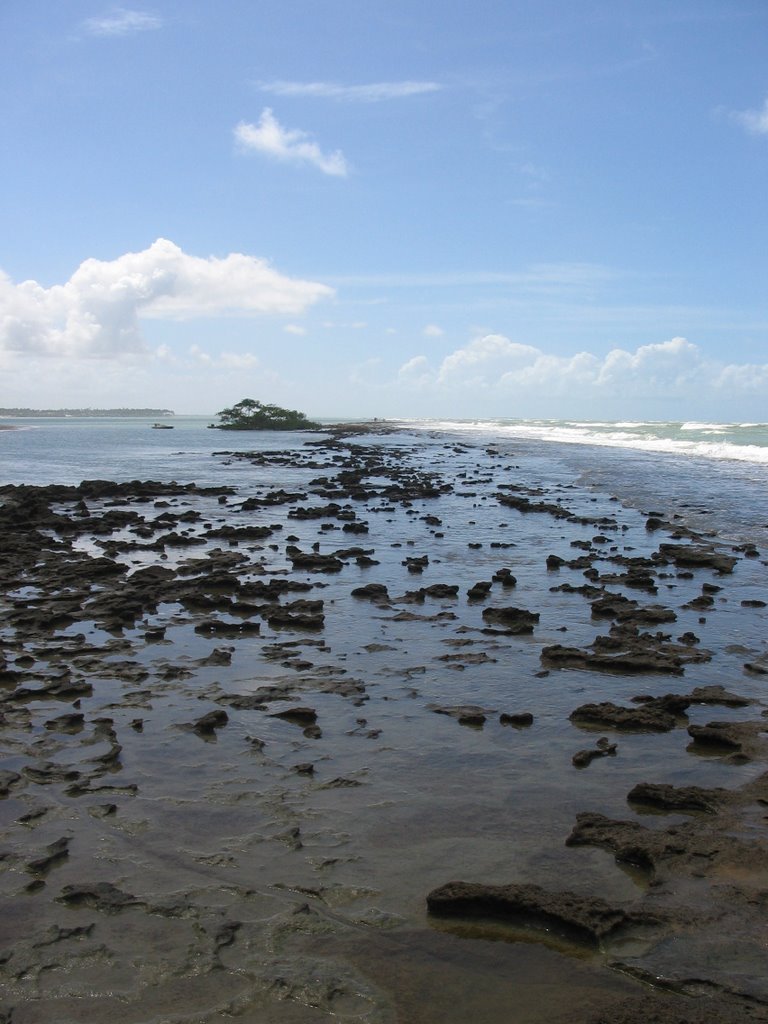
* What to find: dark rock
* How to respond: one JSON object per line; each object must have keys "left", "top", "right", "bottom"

{"left": 198, "top": 647, "right": 233, "bottom": 666}
{"left": 27, "top": 836, "right": 71, "bottom": 874}
{"left": 617, "top": 604, "right": 677, "bottom": 626}
{"left": 591, "top": 594, "right": 637, "bottom": 619}
{"left": 627, "top": 782, "right": 725, "bottom": 814}
{"left": 192, "top": 710, "right": 229, "bottom": 736}
{"left": 492, "top": 568, "right": 517, "bottom": 588}
{"left": 22, "top": 762, "right": 81, "bottom": 785}
{"left": 0, "top": 770, "right": 21, "bottom": 796}
{"left": 422, "top": 584, "right": 460, "bottom": 599}
{"left": 271, "top": 707, "right": 318, "bottom": 726}
{"left": 565, "top": 809, "right": 768, "bottom": 879}
{"left": 350, "top": 583, "right": 390, "bottom": 600}
{"left": 431, "top": 704, "right": 490, "bottom": 727}
{"left": 266, "top": 600, "right": 325, "bottom": 630}
{"left": 657, "top": 543, "right": 737, "bottom": 574}
{"left": 56, "top": 882, "right": 142, "bottom": 912}
{"left": 541, "top": 624, "right": 711, "bottom": 675}
{"left": 482, "top": 606, "right": 539, "bottom": 634}
{"left": 543, "top": 643, "right": 683, "bottom": 675}
{"left": 572, "top": 739, "right": 617, "bottom": 768}
{"left": 687, "top": 721, "right": 750, "bottom": 751}
{"left": 403, "top": 555, "right": 429, "bottom": 573}
{"left": 194, "top": 619, "right": 262, "bottom": 638}
{"left": 496, "top": 491, "right": 572, "bottom": 519}
{"left": 566, "top": 813, "right": 690, "bottom": 873}
{"left": 570, "top": 701, "right": 678, "bottom": 732}
{"left": 687, "top": 685, "right": 750, "bottom": 707}
{"left": 286, "top": 546, "right": 343, "bottom": 572}
{"left": 426, "top": 881, "right": 658, "bottom": 947}
{"left": 499, "top": 712, "right": 534, "bottom": 727}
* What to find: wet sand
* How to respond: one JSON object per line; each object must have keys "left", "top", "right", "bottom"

{"left": 1, "top": 427, "right": 767, "bottom": 1023}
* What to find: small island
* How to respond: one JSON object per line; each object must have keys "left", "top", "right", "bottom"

{"left": 210, "top": 398, "right": 320, "bottom": 431}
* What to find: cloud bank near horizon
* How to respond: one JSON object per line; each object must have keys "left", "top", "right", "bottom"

{"left": 398, "top": 335, "right": 768, "bottom": 400}
{"left": 0, "top": 239, "right": 333, "bottom": 358}
{"left": 2, "top": 244, "right": 767, "bottom": 416}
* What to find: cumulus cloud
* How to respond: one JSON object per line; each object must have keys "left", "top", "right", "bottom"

{"left": 438, "top": 334, "right": 541, "bottom": 386}
{"left": 423, "top": 324, "right": 444, "bottom": 337}
{"left": 234, "top": 110, "right": 348, "bottom": 176}
{"left": 0, "top": 238, "right": 333, "bottom": 358}
{"left": 257, "top": 80, "right": 442, "bottom": 102}
{"left": 398, "top": 355, "right": 432, "bottom": 386}
{"left": 398, "top": 334, "right": 765, "bottom": 401}
{"left": 715, "top": 361, "right": 768, "bottom": 392}
{"left": 733, "top": 97, "right": 768, "bottom": 135}
{"left": 83, "top": 8, "right": 162, "bottom": 36}
{"left": 189, "top": 345, "right": 261, "bottom": 370}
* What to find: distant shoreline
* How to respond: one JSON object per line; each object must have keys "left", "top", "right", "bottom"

{"left": 0, "top": 408, "right": 174, "bottom": 418}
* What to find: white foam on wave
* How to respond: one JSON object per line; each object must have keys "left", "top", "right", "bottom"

{"left": 406, "top": 419, "right": 768, "bottom": 465}
{"left": 680, "top": 421, "right": 729, "bottom": 432}
{"left": 614, "top": 421, "right": 661, "bottom": 428}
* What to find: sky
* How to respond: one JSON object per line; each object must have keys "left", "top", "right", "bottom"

{"left": 1, "top": 0, "right": 767, "bottom": 420}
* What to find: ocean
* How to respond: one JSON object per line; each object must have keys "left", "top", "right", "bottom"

{"left": 1, "top": 414, "right": 767, "bottom": 1021}
{"left": 3, "top": 414, "right": 767, "bottom": 545}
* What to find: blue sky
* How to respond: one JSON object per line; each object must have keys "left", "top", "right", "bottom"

{"left": 1, "top": 1, "right": 767, "bottom": 419}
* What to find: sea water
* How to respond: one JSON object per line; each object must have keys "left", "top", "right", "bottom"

{"left": 2, "top": 414, "right": 768, "bottom": 1021}
{"left": 4, "top": 414, "right": 766, "bottom": 546}
{"left": 407, "top": 418, "right": 768, "bottom": 548}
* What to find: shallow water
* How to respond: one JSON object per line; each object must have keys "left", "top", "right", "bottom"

{"left": 1, "top": 419, "right": 767, "bottom": 1021}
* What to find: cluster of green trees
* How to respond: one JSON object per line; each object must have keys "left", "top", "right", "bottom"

{"left": 212, "top": 398, "right": 320, "bottom": 431}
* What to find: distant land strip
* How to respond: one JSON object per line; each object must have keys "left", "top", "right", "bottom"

{"left": 0, "top": 408, "right": 175, "bottom": 418}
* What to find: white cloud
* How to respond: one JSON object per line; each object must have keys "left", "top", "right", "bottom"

{"left": 189, "top": 344, "right": 212, "bottom": 365}
{"left": 328, "top": 262, "right": 615, "bottom": 290}
{"left": 188, "top": 348, "right": 260, "bottom": 370}
{"left": 218, "top": 352, "right": 260, "bottom": 369}
{"left": 423, "top": 324, "right": 444, "bottom": 337}
{"left": 283, "top": 324, "right": 307, "bottom": 336}
{"left": 398, "top": 355, "right": 432, "bottom": 386}
{"left": 437, "top": 334, "right": 541, "bottom": 385}
{"left": 0, "top": 238, "right": 333, "bottom": 358}
{"left": 257, "top": 80, "right": 442, "bottom": 102}
{"left": 398, "top": 334, "right": 767, "bottom": 402}
{"left": 83, "top": 8, "right": 162, "bottom": 36}
{"left": 733, "top": 97, "right": 768, "bottom": 135}
{"left": 234, "top": 110, "right": 348, "bottom": 177}
{"left": 715, "top": 361, "right": 768, "bottom": 392}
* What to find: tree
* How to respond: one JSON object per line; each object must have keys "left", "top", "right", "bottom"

{"left": 213, "top": 398, "right": 320, "bottom": 431}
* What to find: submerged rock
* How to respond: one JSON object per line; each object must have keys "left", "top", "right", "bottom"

{"left": 426, "top": 880, "right": 658, "bottom": 947}
{"left": 627, "top": 782, "right": 726, "bottom": 814}
{"left": 570, "top": 701, "right": 679, "bottom": 732}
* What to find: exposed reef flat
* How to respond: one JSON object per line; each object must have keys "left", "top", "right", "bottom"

{"left": 1, "top": 429, "right": 767, "bottom": 1023}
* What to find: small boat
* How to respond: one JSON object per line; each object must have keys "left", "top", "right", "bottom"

{"left": 152, "top": 423, "right": 174, "bottom": 429}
